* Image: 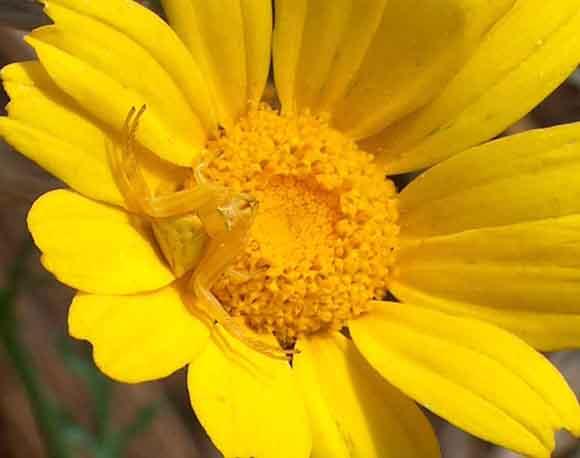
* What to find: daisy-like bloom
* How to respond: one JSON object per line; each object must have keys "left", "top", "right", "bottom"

{"left": 3, "top": 0, "right": 580, "bottom": 456}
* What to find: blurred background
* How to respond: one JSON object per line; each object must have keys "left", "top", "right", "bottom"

{"left": 1, "top": 1, "right": 580, "bottom": 457}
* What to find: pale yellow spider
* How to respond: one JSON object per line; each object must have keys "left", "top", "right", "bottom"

{"left": 108, "top": 106, "right": 295, "bottom": 360}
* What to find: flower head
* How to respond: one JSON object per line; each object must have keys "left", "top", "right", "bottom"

{"left": 2, "top": 1, "right": 580, "bottom": 457}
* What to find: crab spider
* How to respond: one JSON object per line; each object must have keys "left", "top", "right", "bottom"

{"left": 108, "top": 106, "right": 295, "bottom": 360}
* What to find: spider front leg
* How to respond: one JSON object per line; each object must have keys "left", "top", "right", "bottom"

{"left": 190, "top": 196, "right": 297, "bottom": 360}
{"left": 108, "top": 105, "right": 226, "bottom": 220}
{"left": 109, "top": 106, "right": 232, "bottom": 277}
{"left": 108, "top": 105, "right": 151, "bottom": 213}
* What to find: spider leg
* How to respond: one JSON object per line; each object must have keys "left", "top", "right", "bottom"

{"left": 224, "top": 267, "right": 251, "bottom": 283}
{"left": 145, "top": 185, "right": 226, "bottom": 219}
{"left": 108, "top": 105, "right": 154, "bottom": 214}
{"left": 109, "top": 106, "right": 229, "bottom": 219}
{"left": 191, "top": 237, "right": 296, "bottom": 360}
{"left": 194, "top": 161, "right": 208, "bottom": 185}
{"left": 193, "top": 149, "right": 225, "bottom": 185}
{"left": 190, "top": 199, "right": 296, "bottom": 360}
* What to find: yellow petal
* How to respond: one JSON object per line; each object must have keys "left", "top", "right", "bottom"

{"left": 25, "top": 0, "right": 210, "bottom": 166}
{"left": 395, "top": 215, "right": 580, "bottom": 314}
{"left": 28, "top": 190, "right": 175, "bottom": 295}
{"left": 0, "top": 61, "right": 185, "bottom": 206}
{"left": 40, "top": 2, "right": 202, "bottom": 140}
{"left": 0, "top": 59, "right": 122, "bottom": 205}
{"left": 188, "top": 329, "right": 311, "bottom": 458}
{"left": 393, "top": 124, "right": 580, "bottom": 347}
{"left": 46, "top": 0, "right": 217, "bottom": 133}
{"left": 399, "top": 123, "right": 580, "bottom": 237}
{"left": 271, "top": 0, "right": 307, "bottom": 114}
{"left": 365, "top": 1, "right": 580, "bottom": 173}
{"left": 392, "top": 282, "right": 580, "bottom": 351}
{"left": 25, "top": 36, "right": 194, "bottom": 167}
{"left": 294, "top": 333, "right": 440, "bottom": 458}
{"left": 350, "top": 302, "right": 580, "bottom": 458}
{"left": 162, "top": 0, "right": 272, "bottom": 128}
{"left": 273, "top": 0, "right": 513, "bottom": 139}
{"left": 70, "top": 284, "right": 209, "bottom": 383}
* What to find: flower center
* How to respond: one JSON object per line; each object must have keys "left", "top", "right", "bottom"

{"left": 250, "top": 175, "right": 339, "bottom": 269}
{"left": 203, "top": 105, "right": 399, "bottom": 342}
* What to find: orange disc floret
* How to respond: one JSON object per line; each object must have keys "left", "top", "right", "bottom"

{"left": 203, "top": 105, "right": 399, "bottom": 341}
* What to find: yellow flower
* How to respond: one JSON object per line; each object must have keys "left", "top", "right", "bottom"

{"left": 2, "top": 0, "right": 580, "bottom": 456}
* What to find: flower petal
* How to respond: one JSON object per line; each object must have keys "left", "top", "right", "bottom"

{"left": 393, "top": 124, "right": 580, "bottom": 349}
{"left": 350, "top": 302, "right": 580, "bottom": 458}
{"left": 28, "top": 190, "right": 176, "bottom": 295}
{"left": 42, "top": 1, "right": 202, "bottom": 136}
{"left": 392, "top": 282, "right": 580, "bottom": 351}
{"left": 0, "top": 61, "right": 186, "bottom": 207}
{"left": 395, "top": 216, "right": 580, "bottom": 315}
{"left": 70, "top": 284, "right": 209, "bottom": 383}
{"left": 365, "top": 1, "right": 580, "bottom": 173}
{"left": 398, "top": 123, "right": 580, "bottom": 237}
{"left": 0, "top": 60, "right": 122, "bottom": 205}
{"left": 294, "top": 333, "right": 440, "bottom": 458}
{"left": 48, "top": 0, "right": 217, "bottom": 130}
{"left": 188, "top": 329, "right": 311, "bottom": 458}
{"left": 272, "top": 0, "right": 512, "bottom": 139}
{"left": 162, "top": 0, "right": 272, "bottom": 128}
{"left": 272, "top": 0, "right": 346, "bottom": 115}
{"left": 25, "top": 0, "right": 216, "bottom": 166}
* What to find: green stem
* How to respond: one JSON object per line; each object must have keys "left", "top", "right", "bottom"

{"left": 94, "top": 376, "right": 112, "bottom": 442}
{"left": 0, "top": 322, "right": 72, "bottom": 458}
{"left": 0, "top": 242, "right": 72, "bottom": 458}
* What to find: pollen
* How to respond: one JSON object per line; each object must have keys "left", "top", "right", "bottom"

{"left": 203, "top": 105, "right": 399, "bottom": 342}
